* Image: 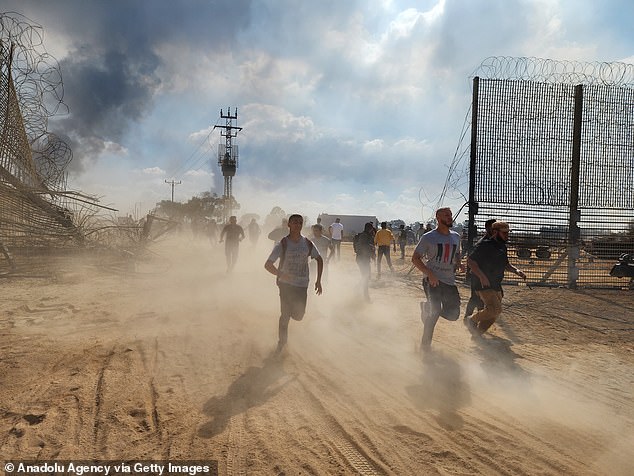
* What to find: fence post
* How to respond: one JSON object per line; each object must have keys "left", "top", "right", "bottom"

{"left": 467, "top": 76, "right": 480, "bottom": 252}
{"left": 568, "top": 84, "right": 583, "bottom": 288}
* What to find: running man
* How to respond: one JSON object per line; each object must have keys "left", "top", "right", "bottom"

{"left": 411, "top": 207, "right": 463, "bottom": 351}
{"left": 353, "top": 222, "right": 376, "bottom": 302}
{"left": 311, "top": 224, "right": 334, "bottom": 283}
{"left": 374, "top": 221, "right": 395, "bottom": 278}
{"left": 265, "top": 214, "right": 323, "bottom": 353}
{"left": 219, "top": 216, "right": 245, "bottom": 273}
{"left": 328, "top": 218, "right": 344, "bottom": 261}
{"left": 465, "top": 221, "right": 526, "bottom": 335}
{"left": 464, "top": 218, "right": 497, "bottom": 319}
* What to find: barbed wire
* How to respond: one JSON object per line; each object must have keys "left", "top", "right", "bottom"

{"left": 472, "top": 56, "right": 634, "bottom": 88}
{"left": 0, "top": 11, "right": 70, "bottom": 192}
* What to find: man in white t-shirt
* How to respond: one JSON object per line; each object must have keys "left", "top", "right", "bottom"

{"left": 328, "top": 218, "right": 344, "bottom": 261}
{"left": 265, "top": 214, "right": 323, "bottom": 353}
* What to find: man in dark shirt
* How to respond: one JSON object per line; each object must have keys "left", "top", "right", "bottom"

{"left": 466, "top": 221, "right": 526, "bottom": 335}
{"left": 397, "top": 224, "right": 408, "bottom": 260}
{"left": 247, "top": 218, "right": 261, "bottom": 246}
{"left": 464, "top": 218, "right": 497, "bottom": 319}
{"left": 353, "top": 222, "right": 376, "bottom": 302}
{"left": 219, "top": 216, "right": 245, "bottom": 273}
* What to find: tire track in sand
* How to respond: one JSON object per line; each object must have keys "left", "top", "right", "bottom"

{"left": 92, "top": 347, "right": 115, "bottom": 454}
{"left": 292, "top": 375, "right": 386, "bottom": 476}
{"left": 91, "top": 342, "right": 169, "bottom": 458}
{"left": 224, "top": 412, "right": 247, "bottom": 476}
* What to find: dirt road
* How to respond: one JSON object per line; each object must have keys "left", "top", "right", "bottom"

{"left": 1, "top": 236, "right": 632, "bottom": 475}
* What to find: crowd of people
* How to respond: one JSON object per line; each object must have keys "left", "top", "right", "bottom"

{"left": 212, "top": 210, "right": 526, "bottom": 355}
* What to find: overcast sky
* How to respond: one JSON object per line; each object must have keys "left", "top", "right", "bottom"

{"left": 2, "top": 0, "right": 633, "bottom": 224}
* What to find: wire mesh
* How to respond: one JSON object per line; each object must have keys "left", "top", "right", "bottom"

{"left": 468, "top": 58, "right": 634, "bottom": 289}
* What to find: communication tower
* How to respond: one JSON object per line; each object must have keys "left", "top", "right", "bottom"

{"left": 214, "top": 107, "right": 242, "bottom": 219}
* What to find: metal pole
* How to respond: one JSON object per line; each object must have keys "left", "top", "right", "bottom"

{"left": 165, "top": 179, "right": 181, "bottom": 202}
{"left": 568, "top": 84, "right": 583, "bottom": 289}
{"left": 467, "top": 76, "right": 480, "bottom": 251}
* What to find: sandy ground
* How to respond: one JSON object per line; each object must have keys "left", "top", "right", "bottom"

{"left": 1, "top": 234, "right": 633, "bottom": 475}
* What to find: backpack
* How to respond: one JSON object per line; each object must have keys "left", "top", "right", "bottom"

{"left": 277, "top": 236, "right": 315, "bottom": 284}
{"left": 353, "top": 232, "right": 372, "bottom": 256}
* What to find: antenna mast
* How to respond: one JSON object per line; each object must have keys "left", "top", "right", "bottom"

{"left": 213, "top": 107, "right": 242, "bottom": 221}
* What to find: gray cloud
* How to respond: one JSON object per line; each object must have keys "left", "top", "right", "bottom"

{"left": 3, "top": 0, "right": 252, "bottom": 171}
{"left": 3, "top": 0, "right": 633, "bottom": 220}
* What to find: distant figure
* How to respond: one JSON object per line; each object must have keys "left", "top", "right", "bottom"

{"left": 464, "top": 218, "right": 496, "bottom": 319}
{"left": 374, "top": 221, "right": 395, "bottom": 278}
{"left": 465, "top": 221, "right": 526, "bottom": 336}
{"left": 415, "top": 224, "right": 425, "bottom": 241}
{"left": 219, "top": 216, "right": 245, "bottom": 273}
{"left": 353, "top": 222, "right": 376, "bottom": 302}
{"left": 398, "top": 224, "right": 408, "bottom": 260}
{"left": 329, "top": 218, "right": 344, "bottom": 261}
{"left": 414, "top": 224, "right": 432, "bottom": 247}
{"left": 411, "top": 207, "right": 463, "bottom": 352}
{"left": 268, "top": 218, "right": 288, "bottom": 243}
{"left": 265, "top": 214, "right": 323, "bottom": 354}
{"left": 207, "top": 219, "right": 219, "bottom": 244}
{"left": 248, "top": 218, "right": 261, "bottom": 246}
{"left": 311, "top": 224, "right": 334, "bottom": 283}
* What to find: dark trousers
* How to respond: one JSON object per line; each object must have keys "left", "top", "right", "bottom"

{"left": 421, "top": 279, "right": 461, "bottom": 347}
{"left": 225, "top": 242, "right": 239, "bottom": 270}
{"left": 278, "top": 283, "right": 308, "bottom": 346}
{"left": 464, "top": 270, "right": 484, "bottom": 317}
{"left": 465, "top": 286, "right": 484, "bottom": 317}
{"left": 399, "top": 242, "right": 406, "bottom": 259}
{"left": 356, "top": 256, "right": 371, "bottom": 299}
{"left": 377, "top": 245, "right": 393, "bottom": 274}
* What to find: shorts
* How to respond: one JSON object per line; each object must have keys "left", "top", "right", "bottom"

{"left": 279, "top": 283, "right": 308, "bottom": 321}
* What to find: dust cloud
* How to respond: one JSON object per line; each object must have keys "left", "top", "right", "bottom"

{"left": 1, "top": 228, "right": 632, "bottom": 474}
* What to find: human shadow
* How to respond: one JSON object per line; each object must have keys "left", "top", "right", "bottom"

{"left": 406, "top": 351, "right": 471, "bottom": 430}
{"left": 472, "top": 334, "right": 532, "bottom": 386}
{"left": 198, "top": 353, "right": 295, "bottom": 438}
{"left": 494, "top": 314, "right": 523, "bottom": 344}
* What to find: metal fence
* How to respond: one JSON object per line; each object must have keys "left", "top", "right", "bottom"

{"left": 466, "top": 58, "right": 634, "bottom": 289}
{"left": 0, "top": 14, "right": 166, "bottom": 276}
